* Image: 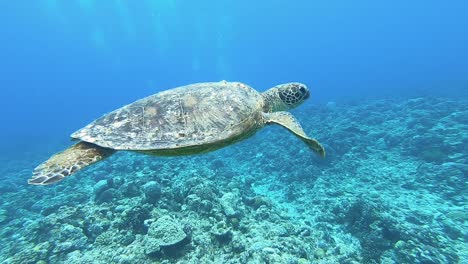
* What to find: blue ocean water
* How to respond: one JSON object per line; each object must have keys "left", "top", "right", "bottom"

{"left": 0, "top": 1, "right": 467, "bottom": 263}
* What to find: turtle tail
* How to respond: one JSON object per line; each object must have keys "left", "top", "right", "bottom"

{"left": 28, "top": 142, "right": 115, "bottom": 186}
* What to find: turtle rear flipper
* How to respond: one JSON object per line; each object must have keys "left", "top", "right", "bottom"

{"left": 28, "top": 142, "right": 115, "bottom": 185}
{"left": 264, "top": 112, "right": 326, "bottom": 157}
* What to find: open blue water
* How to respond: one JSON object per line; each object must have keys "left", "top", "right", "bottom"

{"left": 0, "top": 1, "right": 467, "bottom": 263}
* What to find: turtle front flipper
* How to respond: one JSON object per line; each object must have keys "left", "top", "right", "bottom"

{"left": 29, "top": 142, "right": 115, "bottom": 186}
{"left": 263, "top": 112, "right": 326, "bottom": 157}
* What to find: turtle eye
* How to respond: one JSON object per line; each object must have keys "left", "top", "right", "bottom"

{"left": 299, "top": 87, "right": 306, "bottom": 94}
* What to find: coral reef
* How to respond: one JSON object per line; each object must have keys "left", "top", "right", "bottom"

{"left": 0, "top": 97, "right": 466, "bottom": 263}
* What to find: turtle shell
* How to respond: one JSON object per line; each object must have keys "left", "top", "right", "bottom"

{"left": 71, "top": 81, "right": 265, "bottom": 152}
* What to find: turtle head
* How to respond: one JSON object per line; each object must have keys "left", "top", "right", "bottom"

{"left": 262, "top": 83, "right": 310, "bottom": 112}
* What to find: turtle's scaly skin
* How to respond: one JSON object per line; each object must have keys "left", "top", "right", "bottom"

{"left": 28, "top": 142, "right": 114, "bottom": 185}
{"left": 72, "top": 82, "right": 264, "bottom": 154}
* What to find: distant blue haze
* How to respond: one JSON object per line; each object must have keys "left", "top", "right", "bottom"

{"left": 0, "top": 0, "right": 467, "bottom": 155}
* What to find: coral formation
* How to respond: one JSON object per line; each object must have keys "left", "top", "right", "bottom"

{"left": 0, "top": 97, "right": 466, "bottom": 263}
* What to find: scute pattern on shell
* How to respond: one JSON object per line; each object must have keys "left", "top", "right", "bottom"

{"left": 71, "top": 82, "right": 264, "bottom": 150}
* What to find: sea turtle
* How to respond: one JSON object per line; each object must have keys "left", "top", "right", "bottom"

{"left": 29, "top": 81, "right": 325, "bottom": 185}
